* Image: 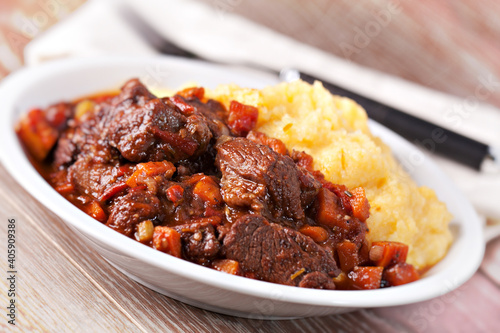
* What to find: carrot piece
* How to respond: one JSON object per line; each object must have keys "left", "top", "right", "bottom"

{"left": 126, "top": 161, "right": 175, "bottom": 188}
{"left": 332, "top": 272, "right": 350, "bottom": 290}
{"left": 383, "top": 263, "right": 420, "bottom": 286}
{"left": 84, "top": 201, "right": 107, "bottom": 223}
{"left": 152, "top": 226, "right": 182, "bottom": 258}
{"left": 192, "top": 176, "right": 222, "bottom": 205}
{"left": 166, "top": 185, "right": 184, "bottom": 203}
{"left": 336, "top": 240, "right": 359, "bottom": 272}
{"left": 369, "top": 241, "right": 409, "bottom": 267}
{"left": 315, "top": 188, "right": 349, "bottom": 230}
{"left": 348, "top": 266, "right": 383, "bottom": 290}
{"left": 212, "top": 259, "right": 241, "bottom": 275}
{"left": 357, "top": 239, "right": 371, "bottom": 266}
{"left": 227, "top": 100, "right": 258, "bottom": 136}
{"left": 349, "top": 187, "right": 370, "bottom": 221}
{"left": 299, "top": 225, "right": 328, "bottom": 243}
{"left": 55, "top": 183, "right": 75, "bottom": 195}
{"left": 16, "top": 108, "right": 59, "bottom": 161}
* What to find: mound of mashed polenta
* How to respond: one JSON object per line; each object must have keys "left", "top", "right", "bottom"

{"left": 208, "top": 80, "right": 452, "bottom": 270}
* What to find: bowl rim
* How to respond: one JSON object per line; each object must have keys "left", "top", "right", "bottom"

{"left": 0, "top": 55, "right": 485, "bottom": 309}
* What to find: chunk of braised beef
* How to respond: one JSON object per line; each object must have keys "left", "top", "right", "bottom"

{"left": 298, "top": 272, "right": 337, "bottom": 290}
{"left": 176, "top": 145, "right": 220, "bottom": 176}
{"left": 222, "top": 215, "right": 340, "bottom": 288}
{"left": 53, "top": 103, "right": 118, "bottom": 167}
{"left": 216, "top": 137, "right": 318, "bottom": 224}
{"left": 246, "top": 131, "right": 321, "bottom": 208}
{"left": 173, "top": 221, "right": 221, "bottom": 265}
{"left": 173, "top": 96, "right": 230, "bottom": 139}
{"left": 68, "top": 157, "right": 119, "bottom": 200}
{"left": 112, "top": 78, "right": 156, "bottom": 105}
{"left": 105, "top": 96, "right": 211, "bottom": 163}
{"left": 297, "top": 167, "right": 322, "bottom": 209}
{"left": 106, "top": 187, "right": 163, "bottom": 237}
{"left": 53, "top": 130, "right": 78, "bottom": 167}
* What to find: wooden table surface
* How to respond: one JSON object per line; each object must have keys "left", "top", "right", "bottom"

{"left": 2, "top": 0, "right": 500, "bottom": 332}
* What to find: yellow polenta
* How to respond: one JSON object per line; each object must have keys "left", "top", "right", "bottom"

{"left": 208, "top": 80, "right": 452, "bottom": 270}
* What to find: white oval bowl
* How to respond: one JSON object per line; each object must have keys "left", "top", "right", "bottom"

{"left": 0, "top": 56, "right": 485, "bottom": 319}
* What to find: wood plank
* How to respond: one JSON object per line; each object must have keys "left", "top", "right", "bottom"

{"left": 0, "top": 193, "right": 145, "bottom": 332}
{"left": 199, "top": 0, "right": 500, "bottom": 108}
{"left": 371, "top": 273, "right": 500, "bottom": 332}
{"left": 481, "top": 236, "right": 500, "bottom": 287}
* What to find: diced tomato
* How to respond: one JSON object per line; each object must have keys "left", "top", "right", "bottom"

{"left": 151, "top": 125, "right": 198, "bottom": 155}
{"left": 166, "top": 185, "right": 184, "bottom": 203}
{"left": 348, "top": 266, "right": 383, "bottom": 290}
{"left": 369, "top": 241, "right": 409, "bottom": 267}
{"left": 349, "top": 187, "right": 370, "bottom": 221}
{"left": 84, "top": 201, "right": 107, "bottom": 223}
{"left": 212, "top": 259, "right": 241, "bottom": 275}
{"left": 227, "top": 100, "right": 258, "bottom": 137}
{"left": 99, "top": 182, "right": 129, "bottom": 202}
{"left": 126, "top": 161, "right": 175, "bottom": 188}
{"left": 116, "top": 164, "right": 134, "bottom": 177}
{"left": 292, "top": 150, "right": 315, "bottom": 171}
{"left": 383, "top": 263, "right": 419, "bottom": 286}
{"left": 152, "top": 226, "right": 182, "bottom": 258}
{"left": 246, "top": 131, "right": 288, "bottom": 155}
{"left": 170, "top": 95, "right": 195, "bottom": 114}
{"left": 336, "top": 240, "right": 359, "bottom": 272}
{"left": 203, "top": 206, "right": 224, "bottom": 220}
{"left": 193, "top": 176, "right": 222, "bottom": 206}
{"left": 326, "top": 184, "right": 353, "bottom": 214}
{"left": 176, "top": 87, "right": 205, "bottom": 100}
{"left": 299, "top": 225, "right": 328, "bottom": 243}
{"left": 17, "top": 108, "right": 59, "bottom": 161}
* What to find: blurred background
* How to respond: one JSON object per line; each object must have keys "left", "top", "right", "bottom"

{"left": 1, "top": 0, "right": 499, "bottom": 108}
{"left": 1, "top": 1, "right": 500, "bottom": 331}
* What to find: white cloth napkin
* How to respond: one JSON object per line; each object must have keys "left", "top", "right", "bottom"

{"left": 24, "top": 0, "right": 500, "bottom": 224}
